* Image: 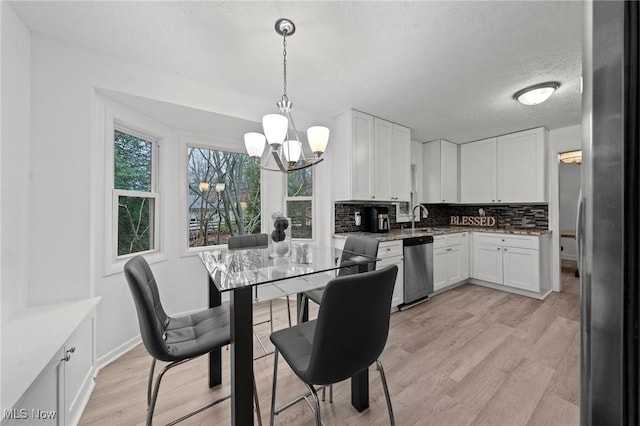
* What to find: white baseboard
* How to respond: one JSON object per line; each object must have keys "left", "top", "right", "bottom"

{"left": 96, "top": 334, "right": 142, "bottom": 370}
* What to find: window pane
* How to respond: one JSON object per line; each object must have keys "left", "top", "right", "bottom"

{"left": 114, "top": 130, "right": 153, "bottom": 191}
{"left": 287, "top": 200, "right": 312, "bottom": 239}
{"left": 118, "top": 196, "right": 155, "bottom": 256}
{"left": 187, "top": 147, "right": 261, "bottom": 247}
{"left": 287, "top": 167, "right": 313, "bottom": 197}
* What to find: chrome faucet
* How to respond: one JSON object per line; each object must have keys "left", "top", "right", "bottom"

{"left": 411, "top": 204, "right": 429, "bottom": 231}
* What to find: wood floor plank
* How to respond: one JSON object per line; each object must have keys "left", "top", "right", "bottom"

{"left": 527, "top": 394, "right": 580, "bottom": 426}
{"left": 470, "top": 358, "right": 555, "bottom": 425}
{"left": 526, "top": 316, "right": 579, "bottom": 369}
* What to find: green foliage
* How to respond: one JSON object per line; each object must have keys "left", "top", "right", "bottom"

{"left": 114, "top": 130, "right": 152, "bottom": 191}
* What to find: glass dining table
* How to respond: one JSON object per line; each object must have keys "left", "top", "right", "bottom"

{"left": 198, "top": 242, "right": 379, "bottom": 426}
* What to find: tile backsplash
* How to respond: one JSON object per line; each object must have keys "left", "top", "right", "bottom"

{"left": 334, "top": 202, "right": 548, "bottom": 233}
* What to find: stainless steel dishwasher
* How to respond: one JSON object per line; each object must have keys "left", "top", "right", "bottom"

{"left": 401, "top": 236, "right": 434, "bottom": 309}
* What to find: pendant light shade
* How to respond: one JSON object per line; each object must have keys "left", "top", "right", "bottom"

{"left": 244, "top": 132, "right": 266, "bottom": 158}
{"left": 262, "top": 114, "right": 288, "bottom": 147}
{"left": 282, "top": 140, "right": 302, "bottom": 163}
{"left": 307, "top": 126, "right": 330, "bottom": 154}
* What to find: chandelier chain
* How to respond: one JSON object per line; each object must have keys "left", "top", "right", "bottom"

{"left": 282, "top": 31, "right": 288, "bottom": 102}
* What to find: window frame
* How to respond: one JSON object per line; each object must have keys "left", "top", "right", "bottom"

{"left": 284, "top": 168, "right": 315, "bottom": 241}
{"left": 111, "top": 124, "right": 161, "bottom": 261}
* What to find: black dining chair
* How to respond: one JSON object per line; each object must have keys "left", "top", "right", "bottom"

{"left": 269, "top": 264, "right": 398, "bottom": 426}
{"left": 228, "top": 234, "right": 292, "bottom": 356}
{"left": 298, "top": 235, "right": 379, "bottom": 323}
{"left": 124, "top": 255, "right": 262, "bottom": 426}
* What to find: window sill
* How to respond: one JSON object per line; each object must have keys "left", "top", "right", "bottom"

{"left": 104, "top": 252, "right": 168, "bottom": 277}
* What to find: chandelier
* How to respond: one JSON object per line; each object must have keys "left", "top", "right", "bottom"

{"left": 244, "top": 18, "right": 330, "bottom": 173}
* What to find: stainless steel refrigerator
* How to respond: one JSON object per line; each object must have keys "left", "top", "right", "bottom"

{"left": 580, "top": 1, "right": 639, "bottom": 424}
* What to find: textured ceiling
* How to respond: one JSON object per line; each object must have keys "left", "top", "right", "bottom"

{"left": 10, "top": 1, "right": 583, "bottom": 143}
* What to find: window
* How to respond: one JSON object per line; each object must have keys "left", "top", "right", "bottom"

{"left": 113, "top": 128, "right": 159, "bottom": 257}
{"left": 187, "top": 147, "right": 261, "bottom": 247}
{"left": 286, "top": 168, "right": 313, "bottom": 239}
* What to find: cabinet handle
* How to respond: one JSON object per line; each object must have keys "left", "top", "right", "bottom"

{"left": 504, "top": 248, "right": 508, "bottom": 252}
{"left": 372, "top": 196, "right": 375, "bottom": 199}
{"left": 68, "top": 346, "right": 76, "bottom": 354}
{"left": 61, "top": 354, "right": 71, "bottom": 362}
{"left": 498, "top": 199, "right": 501, "bottom": 202}
{"left": 497, "top": 247, "right": 501, "bottom": 251}
{"left": 442, "top": 199, "right": 445, "bottom": 202}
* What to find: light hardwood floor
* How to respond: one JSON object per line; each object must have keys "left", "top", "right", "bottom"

{"left": 80, "top": 261, "right": 580, "bottom": 425}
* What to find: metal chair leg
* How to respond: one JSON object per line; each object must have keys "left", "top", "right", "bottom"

{"left": 329, "top": 384, "right": 333, "bottom": 403}
{"left": 147, "top": 359, "right": 156, "bottom": 407}
{"left": 376, "top": 359, "right": 395, "bottom": 426}
{"left": 298, "top": 294, "right": 308, "bottom": 324}
{"left": 304, "top": 383, "right": 322, "bottom": 426}
{"left": 270, "top": 351, "right": 279, "bottom": 426}
{"left": 253, "top": 375, "right": 263, "bottom": 426}
{"left": 285, "top": 296, "right": 292, "bottom": 327}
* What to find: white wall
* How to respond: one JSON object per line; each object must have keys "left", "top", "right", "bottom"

{"left": 1, "top": 3, "right": 31, "bottom": 323}
{"left": 548, "top": 124, "right": 582, "bottom": 291}
{"left": 26, "top": 34, "right": 332, "bottom": 361}
{"left": 559, "top": 162, "right": 580, "bottom": 259}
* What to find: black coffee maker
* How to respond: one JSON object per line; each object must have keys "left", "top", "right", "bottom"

{"left": 364, "top": 206, "right": 390, "bottom": 233}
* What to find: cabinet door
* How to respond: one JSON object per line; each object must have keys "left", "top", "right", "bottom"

{"left": 377, "top": 255, "right": 404, "bottom": 308}
{"left": 497, "top": 128, "right": 546, "bottom": 202}
{"left": 392, "top": 124, "right": 411, "bottom": 201}
{"left": 460, "top": 138, "right": 497, "bottom": 203}
{"left": 4, "top": 349, "right": 64, "bottom": 426}
{"left": 374, "top": 118, "right": 394, "bottom": 201}
{"left": 351, "top": 111, "right": 375, "bottom": 200}
{"left": 422, "top": 140, "right": 442, "bottom": 203}
{"left": 433, "top": 247, "right": 448, "bottom": 291}
{"left": 64, "top": 315, "right": 95, "bottom": 425}
{"left": 446, "top": 246, "right": 464, "bottom": 285}
{"left": 472, "top": 243, "right": 503, "bottom": 283}
{"left": 502, "top": 247, "right": 540, "bottom": 292}
{"left": 441, "top": 140, "right": 458, "bottom": 202}
{"left": 460, "top": 233, "right": 470, "bottom": 280}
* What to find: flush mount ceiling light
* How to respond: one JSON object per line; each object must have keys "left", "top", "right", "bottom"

{"left": 513, "top": 81, "right": 561, "bottom": 106}
{"left": 244, "top": 18, "right": 330, "bottom": 174}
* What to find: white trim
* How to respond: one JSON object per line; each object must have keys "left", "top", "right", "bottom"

{"left": 284, "top": 168, "right": 315, "bottom": 241}
{"left": 96, "top": 334, "right": 142, "bottom": 370}
{"left": 101, "top": 99, "right": 171, "bottom": 276}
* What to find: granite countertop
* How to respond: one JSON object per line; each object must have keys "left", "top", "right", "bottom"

{"left": 335, "top": 226, "right": 551, "bottom": 242}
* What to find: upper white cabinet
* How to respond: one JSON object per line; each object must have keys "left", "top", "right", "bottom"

{"left": 460, "top": 137, "right": 497, "bottom": 203}
{"left": 423, "top": 139, "right": 459, "bottom": 203}
{"left": 460, "top": 128, "right": 547, "bottom": 203}
{"left": 332, "top": 110, "right": 411, "bottom": 202}
{"left": 497, "top": 128, "right": 547, "bottom": 203}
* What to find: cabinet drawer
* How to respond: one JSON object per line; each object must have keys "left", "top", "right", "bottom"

{"left": 446, "top": 233, "right": 465, "bottom": 246}
{"left": 433, "top": 235, "right": 448, "bottom": 248}
{"left": 473, "top": 233, "right": 503, "bottom": 247}
{"left": 378, "top": 240, "right": 403, "bottom": 258}
{"left": 502, "top": 235, "right": 539, "bottom": 250}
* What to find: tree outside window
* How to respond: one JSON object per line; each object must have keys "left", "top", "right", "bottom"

{"left": 188, "top": 147, "right": 261, "bottom": 247}
{"left": 286, "top": 168, "right": 313, "bottom": 239}
{"left": 114, "top": 129, "right": 158, "bottom": 257}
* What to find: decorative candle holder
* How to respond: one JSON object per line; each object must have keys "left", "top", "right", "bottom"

{"left": 270, "top": 212, "right": 291, "bottom": 258}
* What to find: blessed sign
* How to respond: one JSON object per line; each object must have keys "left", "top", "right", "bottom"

{"left": 450, "top": 216, "right": 497, "bottom": 227}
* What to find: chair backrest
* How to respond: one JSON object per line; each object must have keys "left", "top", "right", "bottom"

{"left": 124, "top": 255, "right": 172, "bottom": 361}
{"left": 338, "top": 235, "right": 380, "bottom": 277}
{"left": 305, "top": 264, "right": 398, "bottom": 385}
{"left": 228, "top": 233, "right": 269, "bottom": 250}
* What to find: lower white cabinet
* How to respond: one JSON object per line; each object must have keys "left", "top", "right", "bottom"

{"left": 2, "top": 299, "right": 99, "bottom": 426}
{"left": 376, "top": 240, "right": 404, "bottom": 309}
{"left": 433, "top": 232, "right": 469, "bottom": 291}
{"left": 471, "top": 232, "right": 551, "bottom": 298}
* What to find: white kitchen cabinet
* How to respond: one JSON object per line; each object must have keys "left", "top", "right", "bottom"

{"left": 2, "top": 299, "right": 99, "bottom": 426}
{"left": 460, "top": 128, "right": 548, "bottom": 203}
{"left": 392, "top": 124, "right": 412, "bottom": 202}
{"left": 432, "top": 232, "right": 469, "bottom": 291}
{"left": 376, "top": 240, "right": 404, "bottom": 309}
{"left": 497, "top": 127, "right": 547, "bottom": 203}
{"left": 332, "top": 110, "right": 410, "bottom": 202}
{"left": 460, "top": 137, "right": 497, "bottom": 203}
{"left": 471, "top": 232, "right": 550, "bottom": 298}
{"left": 423, "top": 139, "right": 458, "bottom": 203}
